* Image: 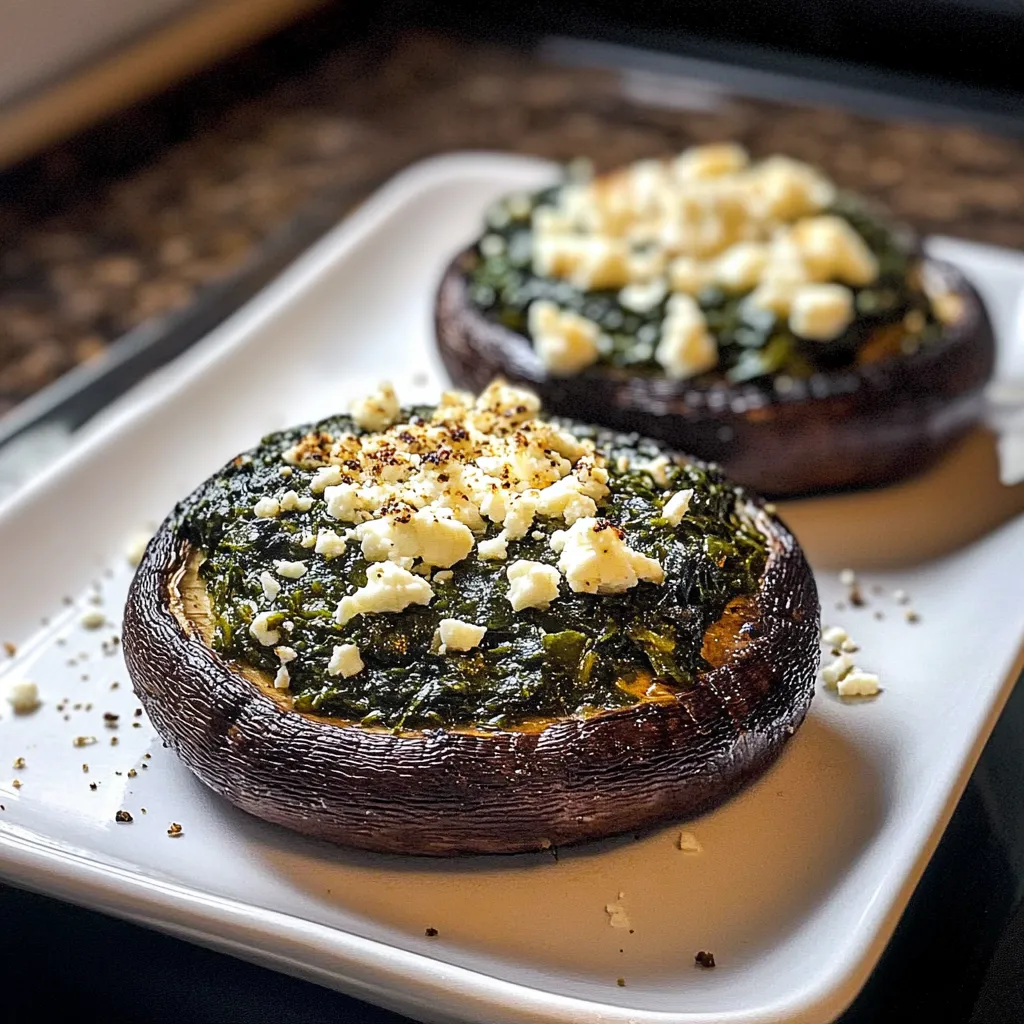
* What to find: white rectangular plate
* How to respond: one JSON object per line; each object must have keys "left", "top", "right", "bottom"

{"left": 1, "top": 153, "right": 1024, "bottom": 1024}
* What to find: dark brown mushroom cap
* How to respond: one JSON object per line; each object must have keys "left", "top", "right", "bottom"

{"left": 123, "top": 492, "right": 819, "bottom": 857}
{"left": 435, "top": 254, "right": 995, "bottom": 497}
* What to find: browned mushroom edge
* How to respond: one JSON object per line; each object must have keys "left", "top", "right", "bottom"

{"left": 123, "top": 495, "right": 819, "bottom": 857}
{"left": 436, "top": 254, "right": 995, "bottom": 497}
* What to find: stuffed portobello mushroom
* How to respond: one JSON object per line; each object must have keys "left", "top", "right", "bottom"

{"left": 436, "top": 145, "right": 995, "bottom": 496}
{"left": 124, "top": 381, "right": 819, "bottom": 856}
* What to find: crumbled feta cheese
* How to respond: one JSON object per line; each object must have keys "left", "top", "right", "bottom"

{"left": 274, "top": 646, "right": 297, "bottom": 663}
{"left": 279, "top": 490, "right": 314, "bottom": 512}
{"left": 436, "top": 618, "right": 487, "bottom": 653}
{"left": 125, "top": 531, "right": 151, "bottom": 568}
{"left": 839, "top": 569, "right": 857, "bottom": 586}
{"left": 260, "top": 571, "right": 281, "bottom": 601}
{"left": 336, "top": 562, "right": 434, "bottom": 624}
{"left": 789, "top": 215, "right": 878, "bottom": 286}
{"left": 433, "top": 570, "right": 454, "bottom": 584}
{"left": 253, "top": 497, "right": 280, "bottom": 518}
{"left": 80, "top": 609, "right": 106, "bottom": 630}
{"left": 668, "top": 256, "right": 715, "bottom": 295}
{"left": 662, "top": 489, "right": 693, "bottom": 526}
{"left": 527, "top": 299, "right": 601, "bottom": 376}
{"left": 310, "top": 529, "right": 345, "bottom": 561}
{"left": 350, "top": 381, "right": 400, "bottom": 432}
{"left": 635, "top": 455, "right": 672, "bottom": 487}
{"left": 837, "top": 670, "right": 881, "bottom": 697}
{"left": 324, "top": 483, "right": 369, "bottom": 523}
{"left": 534, "top": 474, "right": 599, "bottom": 525}
{"left": 249, "top": 611, "right": 280, "bottom": 647}
{"left": 821, "top": 653, "right": 854, "bottom": 687}
{"left": 673, "top": 142, "right": 749, "bottom": 181}
{"left": 356, "top": 508, "right": 474, "bottom": 569}
{"left": 273, "top": 559, "right": 307, "bottom": 580}
{"left": 678, "top": 830, "right": 703, "bottom": 853}
{"left": 840, "top": 638, "right": 859, "bottom": 653}
{"left": 604, "top": 895, "right": 632, "bottom": 930}
{"left": 327, "top": 643, "right": 364, "bottom": 678}
{"left": 556, "top": 517, "right": 664, "bottom": 595}
{"left": 272, "top": 665, "right": 291, "bottom": 690}
{"left": 506, "top": 560, "right": 561, "bottom": 612}
{"left": 310, "top": 465, "right": 343, "bottom": 494}
{"left": 821, "top": 625, "right": 848, "bottom": 647}
{"left": 789, "top": 283, "right": 855, "bottom": 341}
{"left": 618, "top": 278, "right": 668, "bottom": 314}
{"left": 714, "top": 242, "right": 769, "bottom": 293}
{"left": 6, "top": 680, "right": 40, "bottom": 714}
{"left": 500, "top": 492, "right": 539, "bottom": 540}
{"left": 655, "top": 294, "right": 718, "bottom": 380}
{"left": 477, "top": 535, "right": 509, "bottom": 561}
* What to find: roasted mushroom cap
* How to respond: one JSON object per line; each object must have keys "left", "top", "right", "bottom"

{"left": 123, "top": 498, "right": 818, "bottom": 857}
{"left": 436, "top": 256, "right": 995, "bottom": 497}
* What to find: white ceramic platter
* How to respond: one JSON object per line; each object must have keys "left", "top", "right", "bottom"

{"left": 1, "top": 154, "right": 1023, "bottom": 1024}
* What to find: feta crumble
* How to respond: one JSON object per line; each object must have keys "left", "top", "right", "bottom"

{"left": 336, "top": 562, "right": 434, "bottom": 624}
{"left": 662, "top": 489, "right": 693, "bottom": 526}
{"left": 506, "top": 560, "right": 561, "bottom": 612}
{"left": 259, "top": 571, "right": 281, "bottom": 601}
{"left": 328, "top": 643, "right": 364, "bottom": 678}
{"left": 314, "top": 529, "right": 347, "bottom": 560}
{"left": 350, "top": 381, "right": 400, "bottom": 432}
{"left": 436, "top": 618, "right": 487, "bottom": 654}
{"left": 253, "top": 497, "right": 280, "bottom": 518}
{"left": 6, "top": 680, "right": 40, "bottom": 714}
{"left": 556, "top": 517, "right": 664, "bottom": 595}
{"left": 273, "top": 560, "right": 307, "bottom": 580}
{"left": 837, "top": 670, "right": 881, "bottom": 698}
{"left": 249, "top": 611, "right": 281, "bottom": 647}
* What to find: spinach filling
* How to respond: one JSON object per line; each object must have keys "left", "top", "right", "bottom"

{"left": 178, "top": 414, "right": 767, "bottom": 731}
{"left": 464, "top": 184, "right": 942, "bottom": 384}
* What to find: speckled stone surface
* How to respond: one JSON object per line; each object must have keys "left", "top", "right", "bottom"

{"left": 1, "top": 30, "right": 1022, "bottom": 416}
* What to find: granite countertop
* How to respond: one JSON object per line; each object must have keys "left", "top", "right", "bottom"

{"left": 1, "top": 29, "right": 1023, "bottom": 418}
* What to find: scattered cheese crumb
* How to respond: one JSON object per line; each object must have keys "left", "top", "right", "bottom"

{"left": 259, "top": 571, "right": 281, "bottom": 601}
{"left": 125, "top": 531, "right": 151, "bottom": 567}
{"left": 350, "top": 382, "right": 400, "bottom": 432}
{"left": 789, "top": 283, "right": 855, "bottom": 341}
{"left": 436, "top": 618, "right": 487, "bottom": 654}
{"left": 273, "top": 559, "right": 307, "bottom": 580}
{"left": 838, "top": 569, "right": 857, "bottom": 586}
{"left": 655, "top": 294, "right": 718, "bottom": 379}
{"left": 821, "top": 653, "right": 855, "bottom": 688}
{"left": 336, "top": 563, "right": 434, "bottom": 624}
{"left": 6, "top": 681, "right": 40, "bottom": 714}
{"left": 662, "top": 489, "right": 693, "bottom": 526}
{"left": 356, "top": 508, "right": 474, "bottom": 569}
{"left": 327, "top": 643, "right": 364, "bottom": 678}
{"left": 477, "top": 535, "right": 509, "bottom": 561}
{"left": 253, "top": 497, "right": 280, "bottom": 518}
{"left": 678, "top": 831, "right": 703, "bottom": 853}
{"left": 837, "top": 670, "right": 881, "bottom": 698}
{"left": 821, "top": 625, "right": 848, "bottom": 647}
{"left": 249, "top": 611, "right": 281, "bottom": 647}
{"left": 604, "top": 895, "right": 632, "bottom": 930}
{"left": 279, "top": 490, "right": 314, "bottom": 513}
{"left": 556, "top": 517, "right": 664, "bottom": 595}
{"left": 314, "top": 529, "right": 347, "bottom": 560}
{"left": 79, "top": 609, "right": 106, "bottom": 630}
{"left": 274, "top": 646, "right": 297, "bottom": 664}
{"left": 272, "top": 665, "right": 291, "bottom": 690}
{"left": 528, "top": 299, "right": 601, "bottom": 376}
{"left": 506, "top": 560, "right": 561, "bottom": 612}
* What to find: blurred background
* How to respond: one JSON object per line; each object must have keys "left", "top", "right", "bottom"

{"left": 1, "top": 1, "right": 1023, "bottom": 1021}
